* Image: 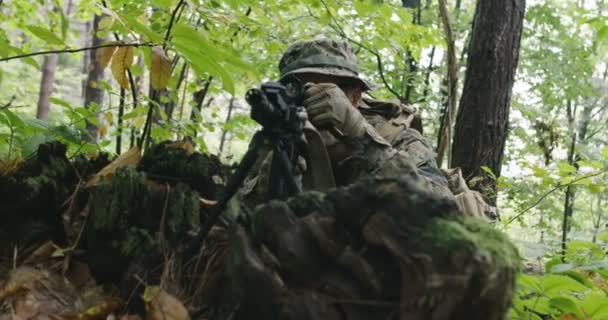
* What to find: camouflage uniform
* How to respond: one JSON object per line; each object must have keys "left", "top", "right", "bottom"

{"left": 237, "top": 38, "right": 453, "bottom": 208}
{"left": 197, "top": 38, "right": 518, "bottom": 320}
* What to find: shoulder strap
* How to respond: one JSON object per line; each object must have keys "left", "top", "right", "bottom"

{"left": 361, "top": 97, "right": 423, "bottom": 142}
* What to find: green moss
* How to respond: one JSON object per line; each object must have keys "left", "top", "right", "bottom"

{"left": 87, "top": 167, "right": 200, "bottom": 258}
{"left": 423, "top": 217, "right": 521, "bottom": 269}
{"left": 286, "top": 190, "right": 330, "bottom": 217}
{"left": 138, "top": 140, "right": 229, "bottom": 199}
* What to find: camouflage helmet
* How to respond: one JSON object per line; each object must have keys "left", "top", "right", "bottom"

{"left": 278, "top": 37, "right": 375, "bottom": 91}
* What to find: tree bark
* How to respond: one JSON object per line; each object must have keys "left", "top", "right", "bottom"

{"left": 450, "top": 0, "right": 526, "bottom": 203}
{"left": 81, "top": 20, "right": 92, "bottom": 100}
{"left": 83, "top": 14, "right": 106, "bottom": 141}
{"left": 36, "top": 54, "right": 59, "bottom": 120}
{"left": 592, "top": 195, "right": 603, "bottom": 243}
{"left": 435, "top": 0, "right": 458, "bottom": 168}
{"left": 218, "top": 96, "right": 235, "bottom": 155}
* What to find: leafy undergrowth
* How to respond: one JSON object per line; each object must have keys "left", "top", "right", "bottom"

{"left": 512, "top": 241, "right": 608, "bottom": 320}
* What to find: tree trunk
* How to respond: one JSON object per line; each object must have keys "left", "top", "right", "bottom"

{"left": 83, "top": 14, "right": 106, "bottom": 141}
{"left": 450, "top": 0, "right": 526, "bottom": 203}
{"left": 592, "top": 195, "right": 603, "bottom": 243}
{"left": 561, "top": 131, "right": 576, "bottom": 260}
{"left": 36, "top": 54, "right": 59, "bottom": 120}
{"left": 81, "top": 20, "right": 92, "bottom": 100}
{"left": 435, "top": 0, "right": 458, "bottom": 168}
{"left": 218, "top": 96, "right": 235, "bottom": 155}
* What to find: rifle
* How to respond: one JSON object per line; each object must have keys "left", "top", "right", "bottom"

{"left": 195, "top": 76, "right": 307, "bottom": 247}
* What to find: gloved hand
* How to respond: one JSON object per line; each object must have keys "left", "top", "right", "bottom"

{"left": 303, "top": 83, "right": 367, "bottom": 138}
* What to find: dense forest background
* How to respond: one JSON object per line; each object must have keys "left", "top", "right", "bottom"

{"left": 2, "top": 0, "right": 608, "bottom": 318}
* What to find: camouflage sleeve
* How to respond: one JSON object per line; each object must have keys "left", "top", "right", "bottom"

{"left": 389, "top": 127, "right": 453, "bottom": 196}
{"left": 336, "top": 125, "right": 454, "bottom": 199}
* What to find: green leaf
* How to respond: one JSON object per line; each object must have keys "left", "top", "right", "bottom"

{"left": 172, "top": 39, "right": 235, "bottom": 94}
{"left": 517, "top": 274, "right": 541, "bottom": 292}
{"left": 601, "top": 146, "right": 608, "bottom": 159}
{"left": 54, "top": 0, "right": 69, "bottom": 39}
{"left": 531, "top": 165, "right": 549, "bottom": 178}
{"left": 98, "top": 16, "right": 114, "bottom": 30}
{"left": 581, "top": 294, "right": 608, "bottom": 319}
{"left": 1, "top": 109, "right": 25, "bottom": 128}
{"left": 557, "top": 162, "right": 577, "bottom": 176}
{"left": 122, "top": 16, "right": 163, "bottom": 43}
{"left": 480, "top": 166, "right": 497, "bottom": 180}
{"left": 151, "top": 0, "right": 174, "bottom": 7}
{"left": 577, "top": 160, "right": 604, "bottom": 169}
{"left": 130, "top": 63, "right": 144, "bottom": 77}
{"left": 23, "top": 118, "right": 49, "bottom": 131}
{"left": 549, "top": 263, "right": 574, "bottom": 273}
{"left": 172, "top": 23, "right": 251, "bottom": 70}
{"left": 354, "top": 1, "right": 373, "bottom": 16}
{"left": 541, "top": 274, "right": 589, "bottom": 294}
{"left": 49, "top": 97, "right": 72, "bottom": 109}
{"left": 26, "top": 25, "right": 65, "bottom": 45}
{"left": 549, "top": 296, "right": 584, "bottom": 318}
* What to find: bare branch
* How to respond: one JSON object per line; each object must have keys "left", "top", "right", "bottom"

{"left": 0, "top": 42, "right": 154, "bottom": 63}
{"left": 318, "top": 0, "right": 402, "bottom": 100}
{"left": 163, "top": 0, "right": 187, "bottom": 49}
{"left": 506, "top": 169, "right": 608, "bottom": 225}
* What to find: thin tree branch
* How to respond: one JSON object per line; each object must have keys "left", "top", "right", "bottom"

{"left": 318, "top": 0, "right": 402, "bottom": 101}
{"left": 0, "top": 42, "right": 153, "bottom": 62}
{"left": 506, "top": 169, "right": 608, "bottom": 225}
{"left": 127, "top": 68, "right": 138, "bottom": 109}
{"left": 163, "top": 0, "right": 186, "bottom": 49}
{"left": 136, "top": 0, "right": 186, "bottom": 150}
{"left": 102, "top": 0, "right": 140, "bottom": 153}
{"left": 1, "top": 96, "right": 16, "bottom": 109}
{"left": 437, "top": 0, "right": 458, "bottom": 167}
{"left": 116, "top": 88, "right": 126, "bottom": 154}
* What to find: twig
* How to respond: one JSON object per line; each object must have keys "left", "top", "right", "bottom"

{"left": 137, "top": 0, "right": 186, "bottom": 150}
{"left": 116, "top": 88, "right": 126, "bottom": 154}
{"left": 1, "top": 96, "right": 15, "bottom": 109}
{"left": 8, "top": 127, "right": 14, "bottom": 159}
{"left": 101, "top": 0, "right": 140, "bottom": 154}
{"left": 127, "top": 68, "right": 138, "bottom": 109}
{"left": 319, "top": 0, "right": 402, "bottom": 100}
{"left": 0, "top": 42, "right": 153, "bottom": 62}
{"left": 506, "top": 169, "right": 608, "bottom": 225}
{"left": 163, "top": 0, "right": 186, "bottom": 49}
{"left": 437, "top": 0, "right": 458, "bottom": 167}
{"left": 12, "top": 245, "right": 17, "bottom": 269}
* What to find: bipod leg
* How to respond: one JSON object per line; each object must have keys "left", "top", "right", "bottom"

{"left": 183, "top": 131, "right": 266, "bottom": 255}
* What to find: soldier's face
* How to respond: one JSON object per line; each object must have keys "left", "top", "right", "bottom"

{"left": 294, "top": 73, "right": 363, "bottom": 106}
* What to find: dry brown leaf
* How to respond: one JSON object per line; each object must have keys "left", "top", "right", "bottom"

{"left": 143, "top": 286, "right": 190, "bottom": 320}
{"left": 23, "top": 241, "right": 59, "bottom": 264}
{"left": 66, "top": 261, "right": 93, "bottom": 289}
{"left": 0, "top": 158, "right": 22, "bottom": 176}
{"left": 95, "top": 42, "right": 120, "bottom": 70}
{"left": 79, "top": 297, "right": 122, "bottom": 320}
{"left": 85, "top": 146, "right": 141, "bottom": 188}
{"left": 111, "top": 46, "right": 134, "bottom": 89}
{"left": 0, "top": 267, "right": 79, "bottom": 319}
{"left": 172, "top": 137, "right": 196, "bottom": 154}
{"left": 150, "top": 46, "right": 172, "bottom": 90}
{"left": 0, "top": 267, "right": 47, "bottom": 300}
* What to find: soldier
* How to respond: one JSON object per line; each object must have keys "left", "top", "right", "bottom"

{"left": 237, "top": 37, "right": 454, "bottom": 209}
{"left": 195, "top": 38, "right": 517, "bottom": 320}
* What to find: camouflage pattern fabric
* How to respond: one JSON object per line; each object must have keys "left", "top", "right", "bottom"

{"left": 279, "top": 37, "right": 376, "bottom": 90}
{"left": 443, "top": 167, "right": 499, "bottom": 221}
{"left": 200, "top": 176, "right": 520, "bottom": 320}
